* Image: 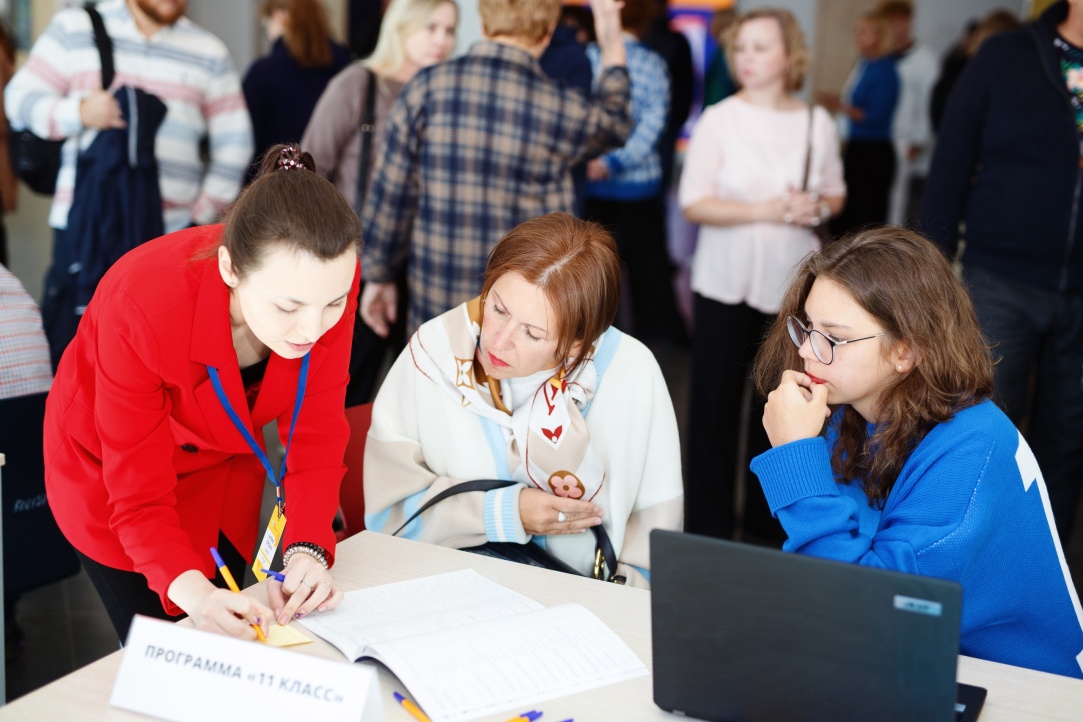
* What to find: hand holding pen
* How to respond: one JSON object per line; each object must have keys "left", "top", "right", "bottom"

{"left": 264, "top": 553, "right": 344, "bottom": 626}
{"left": 179, "top": 547, "right": 272, "bottom": 642}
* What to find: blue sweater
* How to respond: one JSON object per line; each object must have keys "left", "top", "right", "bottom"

{"left": 585, "top": 39, "right": 669, "bottom": 200}
{"left": 750, "top": 400, "right": 1083, "bottom": 678}
{"left": 845, "top": 56, "right": 898, "bottom": 141}
{"left": 920, "top": 1, "right": 1083, "bottom": 294}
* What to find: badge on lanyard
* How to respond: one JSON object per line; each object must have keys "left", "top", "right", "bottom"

{"left": 206, "top": 354, "right": 310, "bottom": 583}
{"left": 253, "top": 504, "right": 288, "bottom": 581}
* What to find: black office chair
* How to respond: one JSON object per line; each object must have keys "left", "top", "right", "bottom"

{"left": 0, "top": 391, "right": 79, "bottom": 601}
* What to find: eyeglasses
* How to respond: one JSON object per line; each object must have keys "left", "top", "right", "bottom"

{"left": 786, "top": 315, "right": 886, "bottom": 365}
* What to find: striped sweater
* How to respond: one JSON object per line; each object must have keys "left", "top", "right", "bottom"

{"left": 4, "top": 0, "right": 253, "bottom": 231}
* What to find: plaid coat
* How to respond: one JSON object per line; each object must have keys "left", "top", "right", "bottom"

{"left": 362, "top": 41, "right": 632, "bottom": 332}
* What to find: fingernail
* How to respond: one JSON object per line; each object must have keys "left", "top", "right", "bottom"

{"left": 317, "top": 605, "right": 327, "bottom": 613}
{"left": 295, "top": 612, "right": 305, "bottom": 619}
{"left": 254, "top": 616, "right": 261, "bottom": 624}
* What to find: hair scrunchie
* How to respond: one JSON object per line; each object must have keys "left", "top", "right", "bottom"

{"left": 276, "top": 145, "right": 305, "bottom": 171}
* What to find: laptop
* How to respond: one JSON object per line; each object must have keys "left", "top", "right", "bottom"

{"left": 650, "top": 530, "right": 986, "bottom": 722}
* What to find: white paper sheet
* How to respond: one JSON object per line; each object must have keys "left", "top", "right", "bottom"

{"left": 299, "top": 569, "right": 543, "bottom": 659}
{"left": 372, "top": 602, "right": 648, "bottom": 722}
{"left": 298, "top": 569, "right": 647, "bottom": 722}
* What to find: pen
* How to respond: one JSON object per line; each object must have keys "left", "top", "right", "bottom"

{"left": 210, "top": 546, "right": 267, "bottom": 643}
{"left": 503, "top": 712, "right": 543, "bottom": 722}
{"left": 260, "top": 568, "right": 286, "bottom": 582}
{"left": 393, "top": 692, "right": 431, "bottom": 722}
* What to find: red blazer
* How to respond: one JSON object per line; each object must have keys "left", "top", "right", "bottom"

{"left": 44, "top": 225, "right": 358, "bottom": 614}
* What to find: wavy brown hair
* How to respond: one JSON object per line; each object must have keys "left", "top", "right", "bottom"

{"left": 752, "top": 227, "right": 994, "bottom": 507}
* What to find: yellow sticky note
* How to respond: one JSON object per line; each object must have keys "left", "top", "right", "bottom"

{"left": 266, "top": 624, "right": 312, "bottom": 647}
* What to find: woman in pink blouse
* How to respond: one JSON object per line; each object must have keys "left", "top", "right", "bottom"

{"left": 679, "top": 7, "right": 846, "bottom": 541}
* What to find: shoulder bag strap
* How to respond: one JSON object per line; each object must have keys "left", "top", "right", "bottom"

{"left": 392, "top": 478, "right": 622, "bottom": 583}
{"left": 802, "top": 104, "right": 815, "bottom": 192}
{"left": 85, "top": 3, "right": 115, "bottom": 90}
{"left": 354, "top": 69, "right": 378, "bottom": 218}
{"left": 392, "top": 479, "right": 516, "bottom": 537}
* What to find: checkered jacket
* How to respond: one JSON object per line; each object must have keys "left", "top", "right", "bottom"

{"left": 361, "top": 41, "right": 632, "bottom": 332}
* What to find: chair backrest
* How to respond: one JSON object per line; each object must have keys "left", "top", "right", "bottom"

{"left": 0, "top": 392, "right": 80, "bottom": 597}
{"left": 338, "top": 403, "right": 373, "bottom": 540}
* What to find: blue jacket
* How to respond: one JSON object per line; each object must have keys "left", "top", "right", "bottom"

{"left": 540, "top": 25, "right": 593, "bottom": 216}
{"left": 845, "top": 56, "right": 898, "bottom": 141}
{"left": 540, "top": 24, "right": 593, "bottom": 96}
{"left": 242, "top": 38, "right": 351, "bottom": 170}
{"left": 68, "top": 86, "right": 166, "bottom": 313}
{"left": 921, "top": 1, "right": 1083, "bottom": 293}
{"left": 751, "top": 400, "right": 1083, "bottom": 679}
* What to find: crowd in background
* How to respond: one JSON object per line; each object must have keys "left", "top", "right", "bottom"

{"left": 2, "top": 0, "right": 1083, "bottom": 681}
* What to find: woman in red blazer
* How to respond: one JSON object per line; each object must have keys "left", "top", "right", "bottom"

{"left": 44, "top": 145, "right": 360, "bottom": 642}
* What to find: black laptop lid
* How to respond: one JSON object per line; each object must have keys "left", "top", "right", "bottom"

{"left": 650, "top": 530, "right": 963, "bottom": 722}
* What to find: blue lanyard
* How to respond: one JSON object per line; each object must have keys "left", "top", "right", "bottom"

{"left": 206, "top": 353, "right": 310, "bottom": 510}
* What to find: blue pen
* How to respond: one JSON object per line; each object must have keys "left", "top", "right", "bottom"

{"left": 260, "top": 568, "right": 286, "bottom": 582}
{"left": 503, "top": 711, "right": 542, "bottom": 722}
{"left": 393, "top": 691, "right": 430, "bottom": 722}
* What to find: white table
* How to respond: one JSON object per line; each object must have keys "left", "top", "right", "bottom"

{"left": 0, "top": 531, "right": 1081, "bottom": 721}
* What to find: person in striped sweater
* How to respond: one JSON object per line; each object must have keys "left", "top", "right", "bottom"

{"left": 5, "top": 0, "right": 253, "bottom": 363}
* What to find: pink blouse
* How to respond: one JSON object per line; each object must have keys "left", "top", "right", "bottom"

{"left": 679, "top": 96, "right": 846, "bottom": 314}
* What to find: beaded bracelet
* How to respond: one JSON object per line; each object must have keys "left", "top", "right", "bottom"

{"left": 283, "top": 542, "right": 329, "bottom": 570}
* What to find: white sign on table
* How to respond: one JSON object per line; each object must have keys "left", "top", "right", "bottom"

{"left": 111, "top": 615, "right": 383, "bottom": 722}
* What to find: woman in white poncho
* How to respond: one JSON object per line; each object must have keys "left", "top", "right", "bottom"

{"left": 363, "top": 212, "right": 683, "bottom": 587}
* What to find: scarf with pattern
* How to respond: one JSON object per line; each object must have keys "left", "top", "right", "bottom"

{"left": 409, "top": 298, "right": 605, "bottom": 501}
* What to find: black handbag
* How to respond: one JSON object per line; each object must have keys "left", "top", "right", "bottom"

{"left": 9, "top": 3, "right": 113, "bottom": 195}
{"left": 393, "top": 479, "right": 625, "bottom": 583}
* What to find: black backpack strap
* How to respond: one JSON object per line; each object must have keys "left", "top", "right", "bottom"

{"left": 353, "top": 68, "right": 378, "bottom": 218}
{"left": 391, "top": 479, "right": 516, "bottom": 537}
{"left": 85, "top": 3, "right": 115, "bottom": 90}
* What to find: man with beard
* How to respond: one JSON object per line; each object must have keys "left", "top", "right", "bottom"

{"left": 5, "top": 0, "right": 253, "bottom": 366}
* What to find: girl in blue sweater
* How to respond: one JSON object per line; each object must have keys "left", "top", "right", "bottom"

{"left": 750, "top": 227, "right": 1083, "bottom": 678}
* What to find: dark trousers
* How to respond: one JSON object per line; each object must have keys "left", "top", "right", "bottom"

{"left": 344, "top": 270, "right": 409, "bottom": 407}
{"left": 77, "top": 532, "right": 246, "bottom": 643}
{"left": 966, "top": 266, "right": 1083, "bottom": 543}
{"left": 830, "top": 139, "right": 897, "bottom": 237}
{"left": 685, "top": 295, "right": 782, "bottom": 541}
{"left": 584, "top": 195, "right": 687, "bottom": 344}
